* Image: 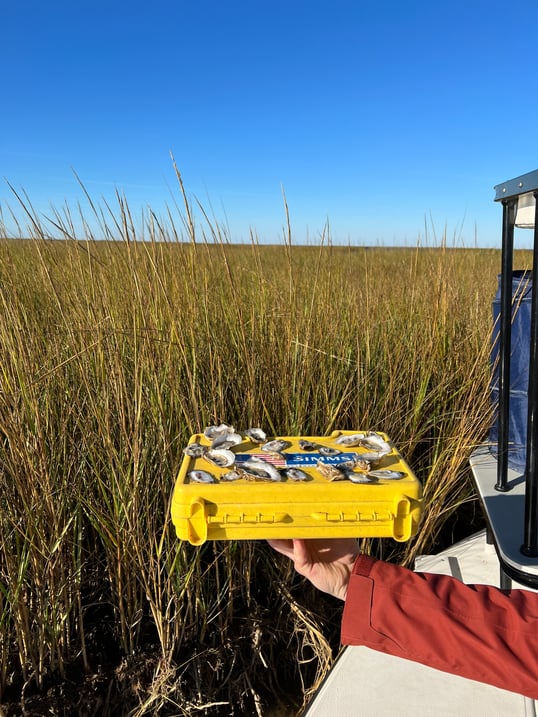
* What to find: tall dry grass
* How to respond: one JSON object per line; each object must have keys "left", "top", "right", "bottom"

{"left": 0, "top": 180, "right": 530, "bottom": 715}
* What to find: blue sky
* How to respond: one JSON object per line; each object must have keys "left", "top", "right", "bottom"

{"left": 2, "top": 0, "right": 538, "bottom": 246}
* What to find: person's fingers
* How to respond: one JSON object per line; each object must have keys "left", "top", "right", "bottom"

{"left": 267, "top": 539, "right": 295, "bottom": 560}
{"left": 293, "top": 539, "right": 317, "bottom": 579}
{"left": 291, "top": 538, "right": 312, "bottom": 569}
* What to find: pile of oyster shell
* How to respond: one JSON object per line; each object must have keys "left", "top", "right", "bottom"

{"left": 184, "top": 424, "right": 405, "bottom": 485}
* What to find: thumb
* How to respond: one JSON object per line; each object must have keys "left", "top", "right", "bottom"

{"left": 291, "top": 539, "right": 314, "bottom": 575}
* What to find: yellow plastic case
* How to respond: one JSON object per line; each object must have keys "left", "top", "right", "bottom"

{"left": 171, "top": 430, "right": 422, "bottom": 545}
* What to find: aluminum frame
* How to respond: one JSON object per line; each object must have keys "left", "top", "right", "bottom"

{"left": 494, "top": 170, "right": 538, "bottom": 557}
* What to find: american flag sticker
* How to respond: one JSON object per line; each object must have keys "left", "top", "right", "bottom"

{"left": 235, "top": 452, "right": 287, "bottom": 467}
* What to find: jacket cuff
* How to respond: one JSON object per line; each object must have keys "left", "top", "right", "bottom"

{"left": 341, "top": 555, "right": 378, "bottom": 644}
{"left": 350, "top": 553, "right": 378, "bottom": 578}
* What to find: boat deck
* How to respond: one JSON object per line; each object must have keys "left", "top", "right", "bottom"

{"left": 303, "top": 530, "right": 538, "bottom": 716}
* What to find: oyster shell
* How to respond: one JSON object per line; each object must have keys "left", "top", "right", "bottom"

{"left": 188, "top": 470, "right": 217, "bottom": 483}
{"left": 284, "top": 468, "right": 310, "bottom": 481}
{"left": 355, "top": 452, "right": 385, "bottom": 464}
{"left": 347, "top": 471, "right": 377, "bottom": 484}
{"left": 203, "top": 448, "right": 236, "bottom": 468}
{"left": 221, "top": 469, "right": 243, "bottom": 481}
{"left": 244, "top": 427, "right": 267, "bottom": 443}
{"left": 261, "top": 439, "right": 290, "bottom": 454}
{"left": 211, "top": 432, "right": 243, "bottom": 450}
{"left": 203, "top": 423, "right": 235, "bottom": 440}
{"left": 183, "top": 442, "right": 206, "bottom": 458}
{"left": 318, "top": 445, "right": 341, "bottom": 456}
{"left": 239, "top": 458, "right": 282, "bottom": 482}
{"left": 359, "top": 432, "right": 391, "bottom": 457}
{"left": 335, "top": 433, "right": 367, "bottom": 446}
{"left": 315, "top": 460, "right": 346, "bottom": 481}
{"left": 367, "top": 469, "right": 405, "bottom": 480}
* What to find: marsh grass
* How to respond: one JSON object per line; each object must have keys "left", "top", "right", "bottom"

{"left": 0, "top": 183, "right": 531, "bottom": 715}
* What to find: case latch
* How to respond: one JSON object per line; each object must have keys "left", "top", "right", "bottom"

{"left": 187, "top": 497, "right": 208, "bottom": 545}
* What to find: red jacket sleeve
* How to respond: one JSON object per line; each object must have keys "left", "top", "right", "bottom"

{"left": 341, "top": 555, "right": 538, "bottom": 699}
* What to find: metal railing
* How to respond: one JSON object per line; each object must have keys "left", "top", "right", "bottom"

{"left": 494, "top": 170, "right": 538, "bottom": 557}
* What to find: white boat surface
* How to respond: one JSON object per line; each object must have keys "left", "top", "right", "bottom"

{"left": 302, "top": 529, "right": 538, "bottom": 716}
